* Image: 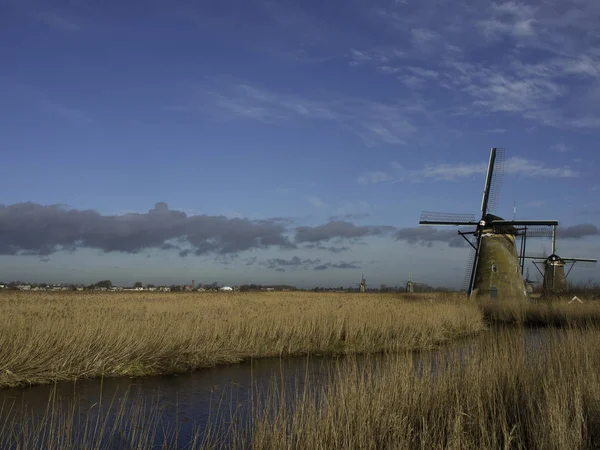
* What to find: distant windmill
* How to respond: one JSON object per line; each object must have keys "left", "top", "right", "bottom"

{"left": 398, "top": 273, "right": 425, "bottom": 293}
{"left": 419, "top": 148, "right": 558, "bottom": 300}
{"left": 526, "top": 225, "right": 597, "bottom": 295}
{"left": 353, "top": 274, "right": 367, "bottom": 293}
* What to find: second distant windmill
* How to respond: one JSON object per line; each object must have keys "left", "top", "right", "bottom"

{"left": 399, "top": 273, "right": 425, "bottom": 293}
{"left": 525, "top": 225, "right": 597, "bottom": 295}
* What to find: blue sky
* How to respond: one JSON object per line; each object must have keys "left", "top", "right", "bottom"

{"left": 1, "top": 0, "right": 599, "bottom": 288}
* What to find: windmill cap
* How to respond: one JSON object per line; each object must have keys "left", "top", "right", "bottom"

{"left": 548, "top": 253, "right": 563, "bottom": 262}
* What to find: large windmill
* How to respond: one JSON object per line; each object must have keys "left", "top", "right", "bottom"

{"left": 419, "top": 148, "right": 558, "bottom": 300}
{"left": 527, "top": 225, "right": 597, "bottom": 295}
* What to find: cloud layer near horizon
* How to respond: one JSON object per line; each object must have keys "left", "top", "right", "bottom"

{"left": 0, "top": 202, "right": 598, "bottom": 258}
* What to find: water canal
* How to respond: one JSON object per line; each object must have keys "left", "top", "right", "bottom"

{"left": 0, "top": 328, "right": 551, "bottom": 448}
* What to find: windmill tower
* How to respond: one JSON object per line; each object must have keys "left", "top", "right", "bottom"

{"left": 399, "top": 273, "right": 424, "bottom": 293}
{"left": 359, "top": 274, "right": 366, "bottom": 293}
{"left": 527, "top": 225, "right": 597, "bottom": 295}
{"left": 405, "top": 272, "right": 414, "bottom": 293}
{"left": 419, "top": 148, "right": 558, "bottom": 300}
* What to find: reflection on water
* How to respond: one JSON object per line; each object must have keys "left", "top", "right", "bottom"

{"left": 0, "top": 328, "right": 551, "bottom": 448}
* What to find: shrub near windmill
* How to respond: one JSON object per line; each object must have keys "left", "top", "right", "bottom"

{"left": 419, "top": 148, "right": 558, "bottom": 301}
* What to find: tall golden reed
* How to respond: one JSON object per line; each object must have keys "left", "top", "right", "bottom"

{"left": 0, "top": 291, "right": 484, "bottom": 388}
{"left": 243, "top": 327, "right": 600, "bottom": 450}
{"left": 4, "top": 327, "right": 599, "bottom": 449}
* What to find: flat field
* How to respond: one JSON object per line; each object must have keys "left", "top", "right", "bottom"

{"left": 0, "top": 291, "right": 484, "bottom": 389}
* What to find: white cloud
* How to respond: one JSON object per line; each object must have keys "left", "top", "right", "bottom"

{"left": 504, "top": 157, "right": 578, "bottom": 177}
{"left": 550, "top": 143, "right": 570, "bottom": 153}
{"left": 332, "top": 200, "right": 371, "bottom": 217}
{"left": 346, "top": 1, "right": 600, "bottom": 131}
{"left": 194, "top": 82, "right": 420, "bottom": 146}
{"left": 407, "top": 66, "right": 439, "bottom": 79}
{"left": 34, "top": 11, "right": 82, "bottom": 31}
{"left": 357, "top": 171, "right": 393, "bottom": 185}
{"left": 399, "top": 75, "right": 426, "bottom": 89}
{"left": 419, "top": 157, "right": 578, "bottom": 180}
{"left": 411, "top": 28, "right": 439, "bottom": 45}
{"left": 419, "top": 162, "right": 487, "bottom": 181}
{"left": 357, "top": 157, "right": 578, "bottom": 185}
{"left": 477, "top": 1, "right": 538, "bottom": 40}
{"left": 465, "top": 75, "right": 564, "bottom": 113}
{"left": 305, "top": 195, "right": 327, "bottom": 208}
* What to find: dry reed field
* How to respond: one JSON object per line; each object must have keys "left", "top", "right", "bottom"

{"left": 0, "top": 291, "right": 484, "bottom": 389}
{"left": 234, "top": 327, "right": 600, "bottom": 450}
{"left": 482, "top": 296, "right": 600, "bottom": 327}
{"left": 3, "top": 326, "right": 600, "bottom": 449}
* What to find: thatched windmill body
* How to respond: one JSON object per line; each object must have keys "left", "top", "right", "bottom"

{"left": 419, "top": 148, "right": 558, "bottom": 300}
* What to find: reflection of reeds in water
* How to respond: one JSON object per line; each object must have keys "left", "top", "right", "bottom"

{"left": 0, "top": 291, "right": 484, "bottom": 389}
{"left": 0, "top": 382, "right": 202, "bottom": 449}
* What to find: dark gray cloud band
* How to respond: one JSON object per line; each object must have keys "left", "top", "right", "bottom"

{"left": 395, "top": 227, "right": 469, "bottom": 248}
{"left": 1, "top": 203, "right": 597, "bottom": 258}
{"left": 295, "top": 220, "right": 395, "bottom": 243}
{"left": 0, "top": 202, "right": 293, "bottom": 256}
{"left": 558, "top": 224, "right": 599, "bottom": 239}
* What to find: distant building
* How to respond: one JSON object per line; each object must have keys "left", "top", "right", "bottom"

{"left": 219, "top": 286, "right": 233, "bottom": 291}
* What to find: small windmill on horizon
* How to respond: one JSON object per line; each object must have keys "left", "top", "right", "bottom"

{"left": 352, "top": 274, "right": 367, "bottom": 293}
{"left": 525, "top": 225, "right": 597, "bottom": 295}
{"left": 398, "top": 272, "right": 425, "bottom": 293}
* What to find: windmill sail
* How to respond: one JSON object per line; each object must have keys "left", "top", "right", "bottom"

{"left": 419, "top": 212, "right": 477, "bottom": 226}
{"left": 481, "top": 148, "right": 505, "bottom": 215}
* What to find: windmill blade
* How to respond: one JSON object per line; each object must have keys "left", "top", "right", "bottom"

{"left": 419, "top": 211, "right": 478, "bottom": 226}
{"left": 562, "top": 258, "right": 597, "bottom": 268}
{"left": 522, "top": 255, "right": 548, "bottom": 260}
{"left": 491, "top": 220, "right": 558, "bottom": 237}
{"left": 485, "top": 147, "right": 505, "bottom": 214}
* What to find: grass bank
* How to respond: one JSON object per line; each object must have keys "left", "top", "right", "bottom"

{"left": 0, "top": 291, "right": 483, "bottom": 388}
